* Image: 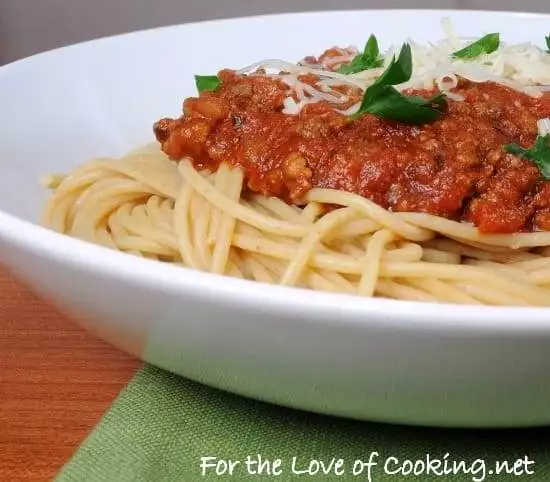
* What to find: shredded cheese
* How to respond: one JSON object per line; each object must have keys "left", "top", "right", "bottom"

{"left": 238, "top": 19, "right": 550, "bottom": 116}
{"left": 538, "top": 118, "right": 550, "bottom": 136}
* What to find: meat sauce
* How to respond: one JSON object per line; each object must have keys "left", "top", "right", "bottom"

{"left": 154, "top": 69, "right": 550, "bottom": 234}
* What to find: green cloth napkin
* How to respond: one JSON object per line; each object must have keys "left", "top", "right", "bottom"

{"left": 56, "top": 365, "right": 550, "bottom": 482}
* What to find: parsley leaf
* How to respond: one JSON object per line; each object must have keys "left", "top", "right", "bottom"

{"left": 374, "top": 43, "right": 413, "bottom": 87}
{"left": 546, "top": 35, "right": 550, "bottom": 53}
{"left": 351, "top": 43, "right": 447, "bottom": 124}
{"left": 354, "top": 86, "right": 446, "bottom": 123}
{"left": 337, "top": 35, "right": 384, "bottom": 74}
{"left": 504, "top": 135, "right": 550, "bottom": 179}
{"left": 195, "top": 75, "right": 220, "bottom": 93}
{"left": 452, "top": 33, "right": 500, "bottom": 59}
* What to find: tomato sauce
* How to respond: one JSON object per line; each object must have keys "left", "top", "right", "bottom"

{"left": 154, "top": 69, "right": 550, "bottom": 234}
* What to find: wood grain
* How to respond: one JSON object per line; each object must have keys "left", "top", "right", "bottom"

{"left": 0, "top": 268, "right": 141, "bottom": 481}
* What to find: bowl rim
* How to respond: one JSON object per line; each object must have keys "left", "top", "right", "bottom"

{"left": 1, "top": 7, "right": 550, "bottom": 70}
{"left": 2, "top": 8, "right": 550, "bottom": 333}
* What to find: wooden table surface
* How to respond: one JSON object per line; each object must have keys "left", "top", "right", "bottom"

{"left": 0, "top": 269, "right": 141, "bottom": 481}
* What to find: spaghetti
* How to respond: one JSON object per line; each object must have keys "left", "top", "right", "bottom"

{"left": 42, "top": 24, "right": 550, "bottom": 306}
{"left": 42, "top": 144, "right": 550, "bottom": 306}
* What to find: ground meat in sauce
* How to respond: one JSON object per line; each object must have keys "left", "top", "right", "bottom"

{"left": 153, "top": 69, "right": 550, "bottom": 234}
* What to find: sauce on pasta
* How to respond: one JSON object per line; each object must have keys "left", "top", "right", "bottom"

{"left": 154, "top": 72, "right": 550, "bottom": 234}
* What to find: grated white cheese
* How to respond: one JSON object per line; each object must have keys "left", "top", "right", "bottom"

{"left": 538, "top": 118, "right": 550, "bottom": 136}
{"left": 381, "top": 29, "right": 550, "bottom": 97}
{"left": 239, "top": 19, "right": 550, "bottom": 115}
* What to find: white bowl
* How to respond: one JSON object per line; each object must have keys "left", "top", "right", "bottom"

{"left": 1, "top": 9, "right": 550, "bottom": 428}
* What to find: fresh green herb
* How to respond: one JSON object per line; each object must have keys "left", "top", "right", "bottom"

{"left": 546, "top": 35, "right": 550, "bottom": 53}
{"left": 351, "top": 43, "right": 447, "bottom": 124}
{"left": 194, "top": 75, "right": 220, "bottom": 93}
{"left": 504, "top": 135, "right": 550, "bottom": 179}
{"left": 337, "top": 35, "right": 384, "bottom": 74}
{"left": 452, "top": 33, "right": 500, "bottom": 59}
{"left": 354, "top": 87, "right": 446, "bottom": 123}
{"left": 372, "top": 42, "right": 413, "bottom": 86}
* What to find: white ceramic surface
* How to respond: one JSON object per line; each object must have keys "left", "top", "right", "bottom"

{"left": 1, "top": 10, "right": 550, "bottom": 427}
